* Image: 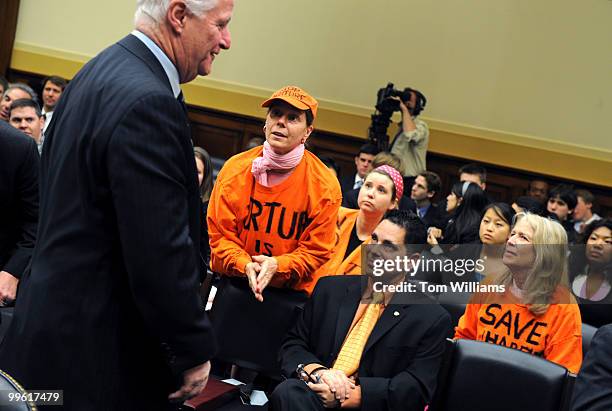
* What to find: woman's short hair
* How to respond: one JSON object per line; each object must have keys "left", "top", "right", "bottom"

{"left": 371, "top": 151, "right": 405, "bottom": 176}
{"left": 499, "top": 213, "right": 569, "bottom": 315}
{"left": 193, "top": 146, "right": 213, "bottom": 202}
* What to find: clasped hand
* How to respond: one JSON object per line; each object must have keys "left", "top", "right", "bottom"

{"left": 307, "top": 369, "right": 355, "bottom": 408}
{"left": 245, "top": 255, "right": 278, "bottom": 302}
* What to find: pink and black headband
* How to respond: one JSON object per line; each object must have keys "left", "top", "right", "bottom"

{"left": 372, "top": 165, "right": 404, "bottom": 199}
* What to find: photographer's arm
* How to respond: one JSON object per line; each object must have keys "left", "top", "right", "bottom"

{"left": 399, "top": 100, "right": 417, "bottom": 133}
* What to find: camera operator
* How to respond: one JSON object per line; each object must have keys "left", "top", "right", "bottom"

{"left": 389, "top": 89, "right": 429, "bottom": 188}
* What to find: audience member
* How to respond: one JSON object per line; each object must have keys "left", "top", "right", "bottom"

{"left": 512, "top": 195, "right": 544, "bottom": 215}
{"left": 317, "top": 165, "right": 402, "bottom": 277}
{"left": 571, "top": 324, "right": 612, "bottom": 411}
{"left": 0, "top": 121, "right": 39, "bottom": 307}
{"left": 389, "top": 88, "right": 429, "bottom": 179}
{"left": 0, "top": 83, "right": 37, "bottom": 121}
{"left": 573, "top": 189, "right": 602, "bottom": 234}
{"left": 458, "top": 163, "right": 487, "bottom": 191}
{"left": 342, "top": 151, "right": 410, "bottom": 210}
{"left": 547, "top": 183, "right": 577, "bottom": 243}
{"left": 428, "top": 181, "right": 489, "bottom": 245}
{"left": 410, "top": 171, "right": 444, "bottom": 229}
{"left": 208, "top": 86, "right": 342, "bottom": 298}
{"left": 8, "top": 99, "right": 45, "bottom": 154}
{"left": 527, "top": 179, "right": 549, "bottom": 204}
{"left": 0, "top": 0, "right": 234, "bottom": 407}
{"left": 40, "top": 75, "right": 67, "bottom": 134}
{"left": 340, "top": 143, "right": 379, "bottom": 194}
{"left": 194, "top": 146, "right": 213, "bottom": 275}
{"left": 569, "top": 219, "right": 612, "bottom": 327}
{"left": 271, "top": 210, "right": 450, "bottom": 411}
{"left": 475, "top": 203, "right": 515, "bottom": 282}
{"left": 455, "top": 213, "right": 583, "bottom": 373}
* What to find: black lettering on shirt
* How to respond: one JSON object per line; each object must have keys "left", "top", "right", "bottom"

{"left": 526, "top": 321, "right": 547, "bottom": 345}
{"left": 480, "top": 304, "right": 501, "bottom": 325}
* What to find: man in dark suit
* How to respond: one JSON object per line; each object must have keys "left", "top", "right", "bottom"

{"left": 571, "top": 324, "right": 612, "bottom": 411}
{"left": 0, "top": 121, "right": 39, "bottom": 307}
{"left": 410, "top": 171, "right": 444, "bottom": 229}
{"left": 0, "top": 0, "right": 234, "bottom": 409}
{"left": 271, "top": 210, "right": 451, "bottom": 411}
{"left": 340, "top": 144, "right": 379, "bottom": 195}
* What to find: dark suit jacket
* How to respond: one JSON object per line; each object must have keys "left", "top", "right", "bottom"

{"left": 279, "top": 276, "right": 451, "bottom": 411}
{"left": 0, "top": 35, "right": 216, "bottom": 410}
{"left": 571, "top": 324, "right": 612, "bottom": 411}
{"left": 340, "top": 172, "right": 358, "bottom": 195}
{"left": 0, "top": 122, "right": 39, "bottom": 279}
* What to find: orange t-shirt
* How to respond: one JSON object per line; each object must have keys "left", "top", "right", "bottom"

{"left": 208, "top": 147, "right": 342, "bottom": 294}
{"left": 313, "top": 207, "right": 362, "bottom": 277}
{"left": 454, "top": 286, "right": 583, "bottom": 373}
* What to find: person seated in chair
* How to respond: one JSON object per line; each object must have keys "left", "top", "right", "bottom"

{"left": 455, "top": 213, "right": 583, "bottom": 373}
{"left": 271, "top": 210, "right": 451, "bottom": 410}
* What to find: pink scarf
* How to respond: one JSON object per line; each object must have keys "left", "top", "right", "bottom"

{"left": 251, "top": 141, "right": 305, "bottom": 187}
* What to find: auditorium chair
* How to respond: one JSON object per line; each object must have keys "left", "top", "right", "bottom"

{"left": 0, "top": 369, "right": 34, "bottom": 411}
{"left": 208, "top": 276, "right": 308, "bottom": 380}
{"left": 429, "top": 339, "right": 575, "bottom": 411}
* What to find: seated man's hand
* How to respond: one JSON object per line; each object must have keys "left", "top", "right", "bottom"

{"left": 316, "top": 369, "right": 355, "bottom": 403}
{"left": 307, "top": 383, "right": 339, "bottom": 408}
{"left": 251, "top": 255, "right": 278, "bottom": 302}
{"left": 168, "top": 360, "right": 211, "bottom": 402}
{"left": 0, "top": 271, "right": 19, "bottom": 306}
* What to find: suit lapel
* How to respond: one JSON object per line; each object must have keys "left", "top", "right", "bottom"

{"left": 363, "top": 303, "right": 409, "bottom": 353}
{"left": 332, "top": 280, "right": 363, "bottom": 352}
{"left": 117, "top": 34, "right": 174, "bottom": 96}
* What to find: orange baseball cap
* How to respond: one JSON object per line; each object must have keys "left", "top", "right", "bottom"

{"left": 261, "top": 86, "right": 318, "bottom": 119}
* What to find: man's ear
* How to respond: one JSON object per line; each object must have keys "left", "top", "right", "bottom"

{"left": 427, "top": 191, "right": 435, "bottom": 199}
{"left": 167, "top": 0, "right": 189, "bottom": 34}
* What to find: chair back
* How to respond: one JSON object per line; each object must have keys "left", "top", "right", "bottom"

{"left": 430, "top": 339, "right": 575, "bottom": 411}
{"left": 0, "top": 369, "right": 35, "bottom": 411}
{"left": 209, "top": 276, "right": 308, "bottom": 379}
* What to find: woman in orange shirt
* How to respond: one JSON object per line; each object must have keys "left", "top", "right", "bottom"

{"left": 208, "top": 86, "right": 342, "bottom": 299}
{"left": 318, "top": 165, "right": 404, "bottom": 276}
{"left": 455, "top": 212, "right": 583, "bottom": 373}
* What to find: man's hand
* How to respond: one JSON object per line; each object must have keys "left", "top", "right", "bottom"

{"left": 245, "top": 262, "right": 261, "bottom": 299}
{"left": 307, "top": 383, "right": 340, "bottom": 408}
{"left": 316, "top": 369, "right": 354, "bottom": 403}
{"left": 251, "top": 255, "right": 278, "bottom": 302}
{"left": 168, "top": 360, "right": 211, "bottom": 402}
{"left": 0, "top": 271, "right": 19, "bottom": 306}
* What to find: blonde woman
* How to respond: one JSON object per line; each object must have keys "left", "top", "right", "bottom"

{"left": 455, "top": 213, "right": 583, "bottom": 373}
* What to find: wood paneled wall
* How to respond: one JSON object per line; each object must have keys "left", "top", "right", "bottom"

{"left": 0, "top": 0, "right": 20, "bottom": 76}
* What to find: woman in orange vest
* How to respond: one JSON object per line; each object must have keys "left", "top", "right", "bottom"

{"left": 318, "top": 165, "right": 404, "bottom": 276}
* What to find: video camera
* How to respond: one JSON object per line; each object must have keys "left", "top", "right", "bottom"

{"left": 368, "top": 83, "right": 426, "bottom": 151}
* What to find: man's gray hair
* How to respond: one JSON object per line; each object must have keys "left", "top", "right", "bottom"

{"left": 5, "top": 83, "right": 38, "bottom": 105}
{"left": 134, "top": 0, "right": 219, "bottom": 25}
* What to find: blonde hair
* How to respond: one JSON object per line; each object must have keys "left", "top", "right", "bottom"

{"left": 498, "top": 213, "right": 569, "bottom": 315}
{"left": 371, "top": 152, "right": 405, "bottom": 176}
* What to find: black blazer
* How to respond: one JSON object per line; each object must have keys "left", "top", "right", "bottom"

{"left": 571, "top": 324, "right": 612, "bottom": 411}
{"left": 0, "top": 122, "right": 39, "bottom": 279}
{"left": 279, "top": 276, "right": 451, "bottom": 411}
{"left": 340, "top": 172, "right": 358, "bottom": 195}
{"left": 0, "top": 35, "right": 215, "bottom": 410}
